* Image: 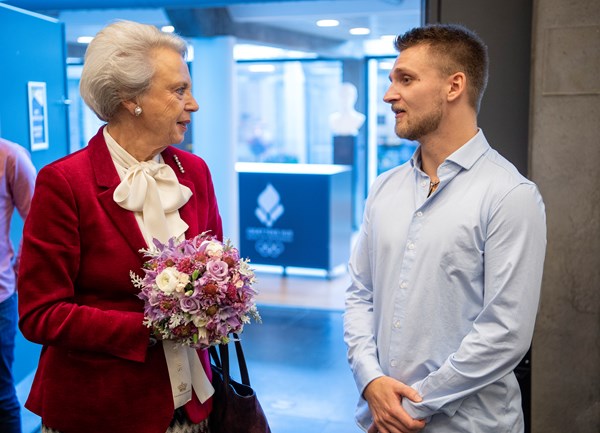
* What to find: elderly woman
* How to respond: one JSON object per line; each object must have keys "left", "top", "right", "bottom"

{"left": 18, "top": 21, "right": 220, "bottom": 433}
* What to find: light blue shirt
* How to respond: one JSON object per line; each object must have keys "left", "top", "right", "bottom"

{"left": 344, "top": 130, "right": 546, "bottom": 432}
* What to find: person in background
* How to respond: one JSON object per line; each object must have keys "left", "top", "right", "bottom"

{"left": 18, "top": 21, "right": 221, "bottom": 433}
{"left": 0, "top": 136, "right": 36, "bottom": 433}
{"left": 344, "top": 24, "right": 546, "bottom": 432}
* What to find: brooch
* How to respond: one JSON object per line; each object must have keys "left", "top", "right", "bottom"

{"left": 173, "top": 154, "right": 185, "bottom": 174}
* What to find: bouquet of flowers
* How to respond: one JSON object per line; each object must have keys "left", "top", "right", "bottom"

{"left": 131, "top": 232, "right": 261, "bottom": 349}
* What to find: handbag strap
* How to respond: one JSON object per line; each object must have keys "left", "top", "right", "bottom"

{"left": 210, "top": 333, "right": 251, "bottom": 387}
{"left": 209, "top": 345, "right": 221, "bottom": 369}
{"left": 232, "top": 333, "right": 251, "bottom": 386}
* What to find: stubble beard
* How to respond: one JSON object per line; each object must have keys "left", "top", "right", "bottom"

{"left": 395, "top": 100, "right": 444, "bottom": 141}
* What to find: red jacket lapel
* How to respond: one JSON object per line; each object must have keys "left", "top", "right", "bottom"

{"left": 162, "top": 147, "right": 200, "bottom": 238}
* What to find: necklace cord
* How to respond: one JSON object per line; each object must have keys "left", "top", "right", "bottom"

{"left": 428, "top": 180, "right": 440, "bottom": 197}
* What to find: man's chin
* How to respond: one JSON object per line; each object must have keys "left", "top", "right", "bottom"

{"left": 395, "top": 128, "right": 413, "bottom": 141}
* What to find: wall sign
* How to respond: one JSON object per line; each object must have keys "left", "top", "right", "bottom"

{"left": 238, "top": 163, "right": 352, "bottom": 273}
{"left": 27, "top": 81, "right": 49, "bottom": 151}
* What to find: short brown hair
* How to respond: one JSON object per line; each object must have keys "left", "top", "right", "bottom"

{"left": 395, "top": 24, "right": 489, "bottom": 112}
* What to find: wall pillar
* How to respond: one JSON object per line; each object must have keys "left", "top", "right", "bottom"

{"left": 189, "top": 36, "right": 239, "bottom": 245}
{"left": 530, "top": 1, "right": 600, "bottom": 432}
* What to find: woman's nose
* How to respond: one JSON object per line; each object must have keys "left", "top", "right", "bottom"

{"left": 187, "top": 95, "right": 199, "bottom": 112}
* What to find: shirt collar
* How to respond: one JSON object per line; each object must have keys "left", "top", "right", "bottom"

{"left": 445, "top": 129, "right": 490, "bottom": 170}
{"left": 409, "top": 129, "right": 490, "bottom": 171}
{"left": 103, "top": 127, "right": 161, "bottom": 171}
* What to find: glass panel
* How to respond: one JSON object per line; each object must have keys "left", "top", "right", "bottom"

{"left": 67, "top": 64, "right": 104, "bottom": 153}
{"left": 236, "top": 60, "right": 342, "bottom": 164}
{"left": 367, "top": 57, "right": 419, "bottom": 179}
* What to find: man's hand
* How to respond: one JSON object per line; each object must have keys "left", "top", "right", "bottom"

{"left": 363, "top": 376, "right": 426, "bottom": 433}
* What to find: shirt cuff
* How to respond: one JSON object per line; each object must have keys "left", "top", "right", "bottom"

{"left": 401, "top": 382, "right": 463, "bottom": 421}
{"left": 354, "top": 355, "right": 385, "bottom": 396}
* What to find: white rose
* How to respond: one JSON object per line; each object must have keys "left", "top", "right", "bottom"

{"left": 204, "top": 241, "right": 224, "bottom": 258}
{"left": 156, "top": 267, "right": 181, "bottom": 294}
{"left": 175, "top": 273, "right": 190, "bottom": 293}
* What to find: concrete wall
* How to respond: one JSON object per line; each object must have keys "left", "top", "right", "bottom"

{"left": 426, "top": 0, "right": 533, "bottom": 175}
{"left": 529, "top": 0, "right": 600, "bottom": 432}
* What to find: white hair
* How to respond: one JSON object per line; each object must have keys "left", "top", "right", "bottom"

{"left": 80, "top": 20, "right": 188, "bottom": 121}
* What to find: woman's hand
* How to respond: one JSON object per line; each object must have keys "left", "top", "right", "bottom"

{"left": 363, "top": 376, "right": 426, "bottom": 433}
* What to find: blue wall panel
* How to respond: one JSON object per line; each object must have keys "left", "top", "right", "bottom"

{"left": 0, "top": 5, "right": 70, "bottom": 430}
{"left": 0, "top": 4, "right": 70, "bottom": 170}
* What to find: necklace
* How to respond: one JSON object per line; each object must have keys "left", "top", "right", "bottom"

{"left": 428, "top": 180, "right": 440, "bottom": 197}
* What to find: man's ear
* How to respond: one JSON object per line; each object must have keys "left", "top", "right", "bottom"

{"left": 447, "top": 72, "right": 466, "bottom": 102}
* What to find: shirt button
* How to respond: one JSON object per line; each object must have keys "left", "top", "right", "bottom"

{"left": 400, "top": 281, "right": 408, "bottom": 289}
{"left": 416, "top": 211, "right": 423, "bottom": 217}
{"left": 394, "top": 320, "right": 401, "bottom": 329}
{"left": 407, "top": 242, "right": 415, "bottom": 250}
{"left": 390, "top": 359, "right": 398, "bottom": 367}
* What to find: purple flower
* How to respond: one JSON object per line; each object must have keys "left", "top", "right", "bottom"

{"left": 180, "top": 296, "right": 202, "bottom": 314}
{"left": 206, "top": 260, "right": 229, "bottom": 282}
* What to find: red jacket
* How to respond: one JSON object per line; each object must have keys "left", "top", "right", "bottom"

{"left": 18, "top": 127, "right": 222, "bottom": 433}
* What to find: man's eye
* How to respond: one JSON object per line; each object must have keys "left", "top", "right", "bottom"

{"left": 176, "top": 87, "right": 185, "bottom": 95}
{"left": 402, "top": 76, "right": 412, "bottom": 84}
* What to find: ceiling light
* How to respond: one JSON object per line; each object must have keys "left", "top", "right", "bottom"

{"left": 316, "top": 19, "right": 339, "bottom": 27}
{"left": 77, "top": 36, "right": 94, "bottom": 44}
{"left": 161, "top": 25, "right": 175, "bottom": 33}
{"left": 350, "top": 27, "right": 371, "bottom": 36}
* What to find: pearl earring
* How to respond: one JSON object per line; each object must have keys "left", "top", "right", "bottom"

{"left": 134, "top": 106, "right": 143, "bottom": 116}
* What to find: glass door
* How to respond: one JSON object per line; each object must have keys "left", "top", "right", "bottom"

{"left": 236, "top": 60, "right": 342, "bottom": 164}
{"left": 367, "top": 57, "right": 419, "bottom": 187}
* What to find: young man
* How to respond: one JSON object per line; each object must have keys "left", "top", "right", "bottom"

{"left": 0, "top": 136, "right": 36, "bottom": 433}
{"left": 344, "top": 24, "right": 546, "bottom": 433}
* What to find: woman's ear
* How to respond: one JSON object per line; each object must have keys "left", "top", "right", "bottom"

{"left": 122, "top": 99, "right": 138, "bottom": 116}
{"left": 447, "top": 72, "right": 466, "bottom": 102}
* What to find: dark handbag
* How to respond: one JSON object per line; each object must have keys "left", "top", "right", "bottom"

{"left": 208, "top": 334, "right": 271, "bottom": 433}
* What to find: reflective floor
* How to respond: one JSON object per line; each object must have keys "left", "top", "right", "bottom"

{"left": 234, "top": 268, "right": 363, "bottom": 432}
{"left": 240, "top": 303, "right": 363, "bottom": 433}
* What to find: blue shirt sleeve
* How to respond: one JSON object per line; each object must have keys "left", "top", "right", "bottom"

{"left": 344, "top": 206, "right": 385, "bottom": 395}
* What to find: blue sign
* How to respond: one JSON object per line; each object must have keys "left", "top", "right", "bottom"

{"left": 238, "top": 163, "right": 352, "bottom": 273}
{"left": 27, "top": 81, "right": 49, "bottom": 151}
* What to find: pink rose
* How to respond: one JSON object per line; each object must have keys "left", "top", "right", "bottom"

{"left": 180, "top": 296, "right": 202, "bottom": 314}
{"left": 206, "top": 260, "right": 229, "bottom": 282}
